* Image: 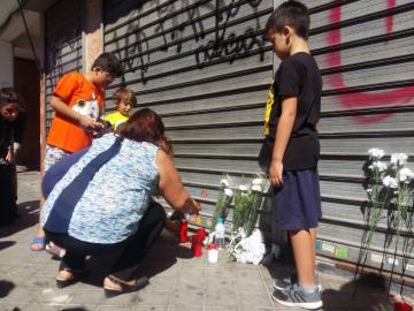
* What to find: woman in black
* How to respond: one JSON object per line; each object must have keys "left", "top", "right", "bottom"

{"left": 0, "top": 88, "right": 25, "bottom": 226}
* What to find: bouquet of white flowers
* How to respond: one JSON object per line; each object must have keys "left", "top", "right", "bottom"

{"left": 228, "top": 176, "right": 267, "bottom": 264}
{"left": 232, "top": 177, "right": 266, "bottom": 236}
{"left": 228, "top": 229, "right": 266, "bottom": 265}
{"left": 363, "top": 148, "right": 414, "bottom": 275}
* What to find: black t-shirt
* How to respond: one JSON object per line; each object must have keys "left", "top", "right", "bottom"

{"left": 267, "top": 52, "right": 322, "bottom": 170}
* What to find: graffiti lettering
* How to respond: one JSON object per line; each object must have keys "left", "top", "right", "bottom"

{"left": 111, "top": 18, "right": 150, "bottom": 82}
{"left": 326, "top": 0, "right": 414, "bottom": 123}
{"left": 154, "top": 0, "right": 206, "bottom": 53}
{"left": 195, "top": 27, "right": 264, "bottom": 66}
{"left": 109, "top": 0, "right": 265, "bottom": 82}
{"left": 195, "top": 0, "right": 265, "bottom": 66}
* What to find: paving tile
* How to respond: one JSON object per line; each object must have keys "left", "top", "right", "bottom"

{"left": 96, "top": 305, "right": 135, "bottom": 311}
{"left": 170, "top": 287, "right": 205, "bottom": 305}
{"left": 130, "top": 306, "right": 169, "bottom": 311}
{"left": 236, "top": 278, "right": 266, "bottom": 292}
{"left": 0, "top": 303, "right": 61, "bottom": 311}
{"left": 59, "top": 304, "right": 97, "bottom": 311}
{"left": 204, "top": 306, "right": 237, "bottom": 311}
{"left": 1, "top": 171, "right": 412, "bottom": 311}
{"left": 37, "top": 288, "right": 74, "bottom": 305}
{"left": 65, "top": 289, "right": 106, "bottom": 305}
{"left": 136, "top": 289, "right": 171, "bottom": 305}
{"left": 169, "top": 304, "right": 203, "bottom": 311}
{"left": 0, "top": 286, "right": 39, "bottom": 304}
{"left": 174, "top": 277, "right": 207, "bottom": 291}
{"left": 205, "top": 290, "right": 238, "bottom": 307}
{"left": 238, "top": 290, "right": 273, "bottom": 308}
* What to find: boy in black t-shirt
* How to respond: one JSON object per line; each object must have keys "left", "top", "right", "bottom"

{"left": 261, "top": 1, "right": 323, "bottom": 309}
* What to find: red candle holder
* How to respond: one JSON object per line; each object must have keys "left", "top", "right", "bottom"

{"left": 189, "top": 228, "right": 207, "bottom": 257}
{"left": 178, "top": 220, "right": 188, "bottom": 243}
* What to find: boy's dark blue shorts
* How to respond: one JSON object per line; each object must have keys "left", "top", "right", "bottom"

{"left": 272, "top": 169, "right": 322, "bottom": 230}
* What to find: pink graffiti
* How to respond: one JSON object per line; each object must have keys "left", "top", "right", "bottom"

{"left": 326, "top": 0, "right": 414, "bottom": 124}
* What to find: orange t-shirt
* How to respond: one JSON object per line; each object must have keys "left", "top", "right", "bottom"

{"left": 47, "top": 72, "right": 104, "bottom": 153}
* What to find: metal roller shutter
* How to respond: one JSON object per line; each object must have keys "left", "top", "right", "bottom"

{"left": 103, "top": 0, "right": 274, "bottom": 227}
{"left": 307, "top": 0, "right": 414, "bottom": 277}
{"left": 45, "top": 0, "right": 84, "bottom": 132}
{"left": 104, "top": 0, "right": 414, "bottom": 277}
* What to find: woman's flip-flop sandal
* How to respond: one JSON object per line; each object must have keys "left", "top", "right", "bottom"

{"left": 30, "top": 236, "right": 46, "bottom": 251}
{"left": 56, "top": 268, "right": 83, "bottom": 288}
{"left": 104, "top": 275, "right": 149, "bottom": 298}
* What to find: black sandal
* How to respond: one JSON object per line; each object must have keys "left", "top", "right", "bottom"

{"left": 56, "top": 268, "right": 82, "bottom": 288}
{"left": 103, "top": 275, "right": 149, "bottom": 298}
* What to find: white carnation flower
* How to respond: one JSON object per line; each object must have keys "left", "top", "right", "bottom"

{"left": 399, "top": 167, "right": 414, "bottom": 183}
{"left": 238, "top": 185, "right": 248, "bottom": 192}
{"left": 382, "top": 175, "right": 398, "bottom": 189}
{"left": 252, "top": 178, "right": 263, "bottom": 185}
{"left": 368, "top": 161, "right": 387, "bottom": 172}
{"left": 391, "top": 153, "right": 408, "bottom": 166}
{"left": 251, "top": 184, "right": 262, "bottom": 192}
{"left": 232, "top": 229, "right": 266, "bottom": 265}
{"left": 224, "top": 188, "right": 234, "bottom": 197}
{"left": 220, "top": 179, "right": 229, "bottom": 187}
{"left": 368, "top": 148, "right": 385, "bottom": 160}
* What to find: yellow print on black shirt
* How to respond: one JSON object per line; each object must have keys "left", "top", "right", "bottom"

{"left": 263, "top": 80, "right": 275, "bottom": 136}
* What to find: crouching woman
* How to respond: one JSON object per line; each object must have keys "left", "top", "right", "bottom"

{"left": 40, "top": 108, "right": 200, "bottom": 297}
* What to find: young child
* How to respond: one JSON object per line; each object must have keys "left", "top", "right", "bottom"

{"left": 0, "top": 88, "right": 25, "bottom": 226}
{"left": 30, "top": 52, "right": 123, "bottom": 251}
{"left": 103, "top": 87, "right": 137, "bottom": 131}
{"left": 262, "top": 1, "right": 323, "bottom": 309}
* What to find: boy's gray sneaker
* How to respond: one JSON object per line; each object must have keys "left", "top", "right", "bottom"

{"left": 273, "top": 273, "right": 322, "bottom": 291}
{"left": 272, "top": 283, "right": 323, "bottom": 310}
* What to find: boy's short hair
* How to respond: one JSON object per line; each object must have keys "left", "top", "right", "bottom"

{"left": 114, "top": 87, "right": 137, "bottom": 107}
{"left": 265, "top": 0, "right": 310, "bottom": 40}
{"left": 91, "top": 53, "right": 123, "bottom": 78}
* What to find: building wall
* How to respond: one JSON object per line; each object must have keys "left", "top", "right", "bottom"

{"left": 39, "top": 0, "right": 414, "bottom": 278}
{"left": 101, "top": 0, "right": 414, "bottom": 278}
{"left": 44, "top": 0, "right": 84, "bottom": 132}
{"left": 102, "top": 0, "right": 274, "bottom": 231}
{"left": 0, "top": 41, "right": 14, "bottom": 88}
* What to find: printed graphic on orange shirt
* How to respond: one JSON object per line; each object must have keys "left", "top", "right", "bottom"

{"left": 72, "top": 93, "right": 100, "bottom": 121}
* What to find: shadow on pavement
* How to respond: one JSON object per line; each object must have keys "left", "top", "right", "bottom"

{"left": 0, "top": 240, "right": 16, "bottom": 251}
{"left": 265, "top": 261, "right": 395, "bottom": 310}
{"left": 80, "top": 231, "right": 193, "bottom": 288}
{"left": 0, "top": 280, "right": 15, "bottom": 298}
{"left": 321, "top": 273, "right": 393, "bottom": 310}
{"left": 0, "top": 200, "right": 39, "bottom": 239}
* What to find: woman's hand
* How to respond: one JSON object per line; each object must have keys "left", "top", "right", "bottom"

{"left": 269, "top": 159, "right": 283, "bottom": 187}
{"left": 5, "top": 150, "right": 15, "bottom": 163}
{"left": 183, "top": 198, "right": 201, "bottom": 215}
{"left": 78, "top": 115, "right": 102, "bottom": 132}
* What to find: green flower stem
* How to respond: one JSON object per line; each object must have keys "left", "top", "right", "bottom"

{"left": 211, "top": 189, "right": 232, "bottom": 231}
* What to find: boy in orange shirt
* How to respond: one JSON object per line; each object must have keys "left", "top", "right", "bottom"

{"left": 31, "top": 52, "right": 123, "bottom": 251}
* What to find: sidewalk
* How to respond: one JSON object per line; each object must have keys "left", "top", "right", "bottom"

{"left": 0, "top": 171, "right": 411, "bottom": 310}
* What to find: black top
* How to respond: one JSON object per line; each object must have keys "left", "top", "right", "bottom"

{"left": 0, "top": 113, "right": 25, "bottom": 159}
{"left": 268, "top": 52, "right": 322, "bottom": 170}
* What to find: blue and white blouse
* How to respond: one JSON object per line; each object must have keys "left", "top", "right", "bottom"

{"left": 41, "top": 134, "right": 159, "bottom": 244}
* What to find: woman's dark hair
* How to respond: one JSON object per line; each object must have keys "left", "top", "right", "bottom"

{"left": 119, "top": 108, "right": 164, "bottom": 144}
{"left": 91, "top": 53, "right": 123, "bottom": 78}
{"left": 0, "top": 88, "right": 25, "bottom": 111}
{"left": 265, "top": 0, "right": 310, "bottom": 40}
